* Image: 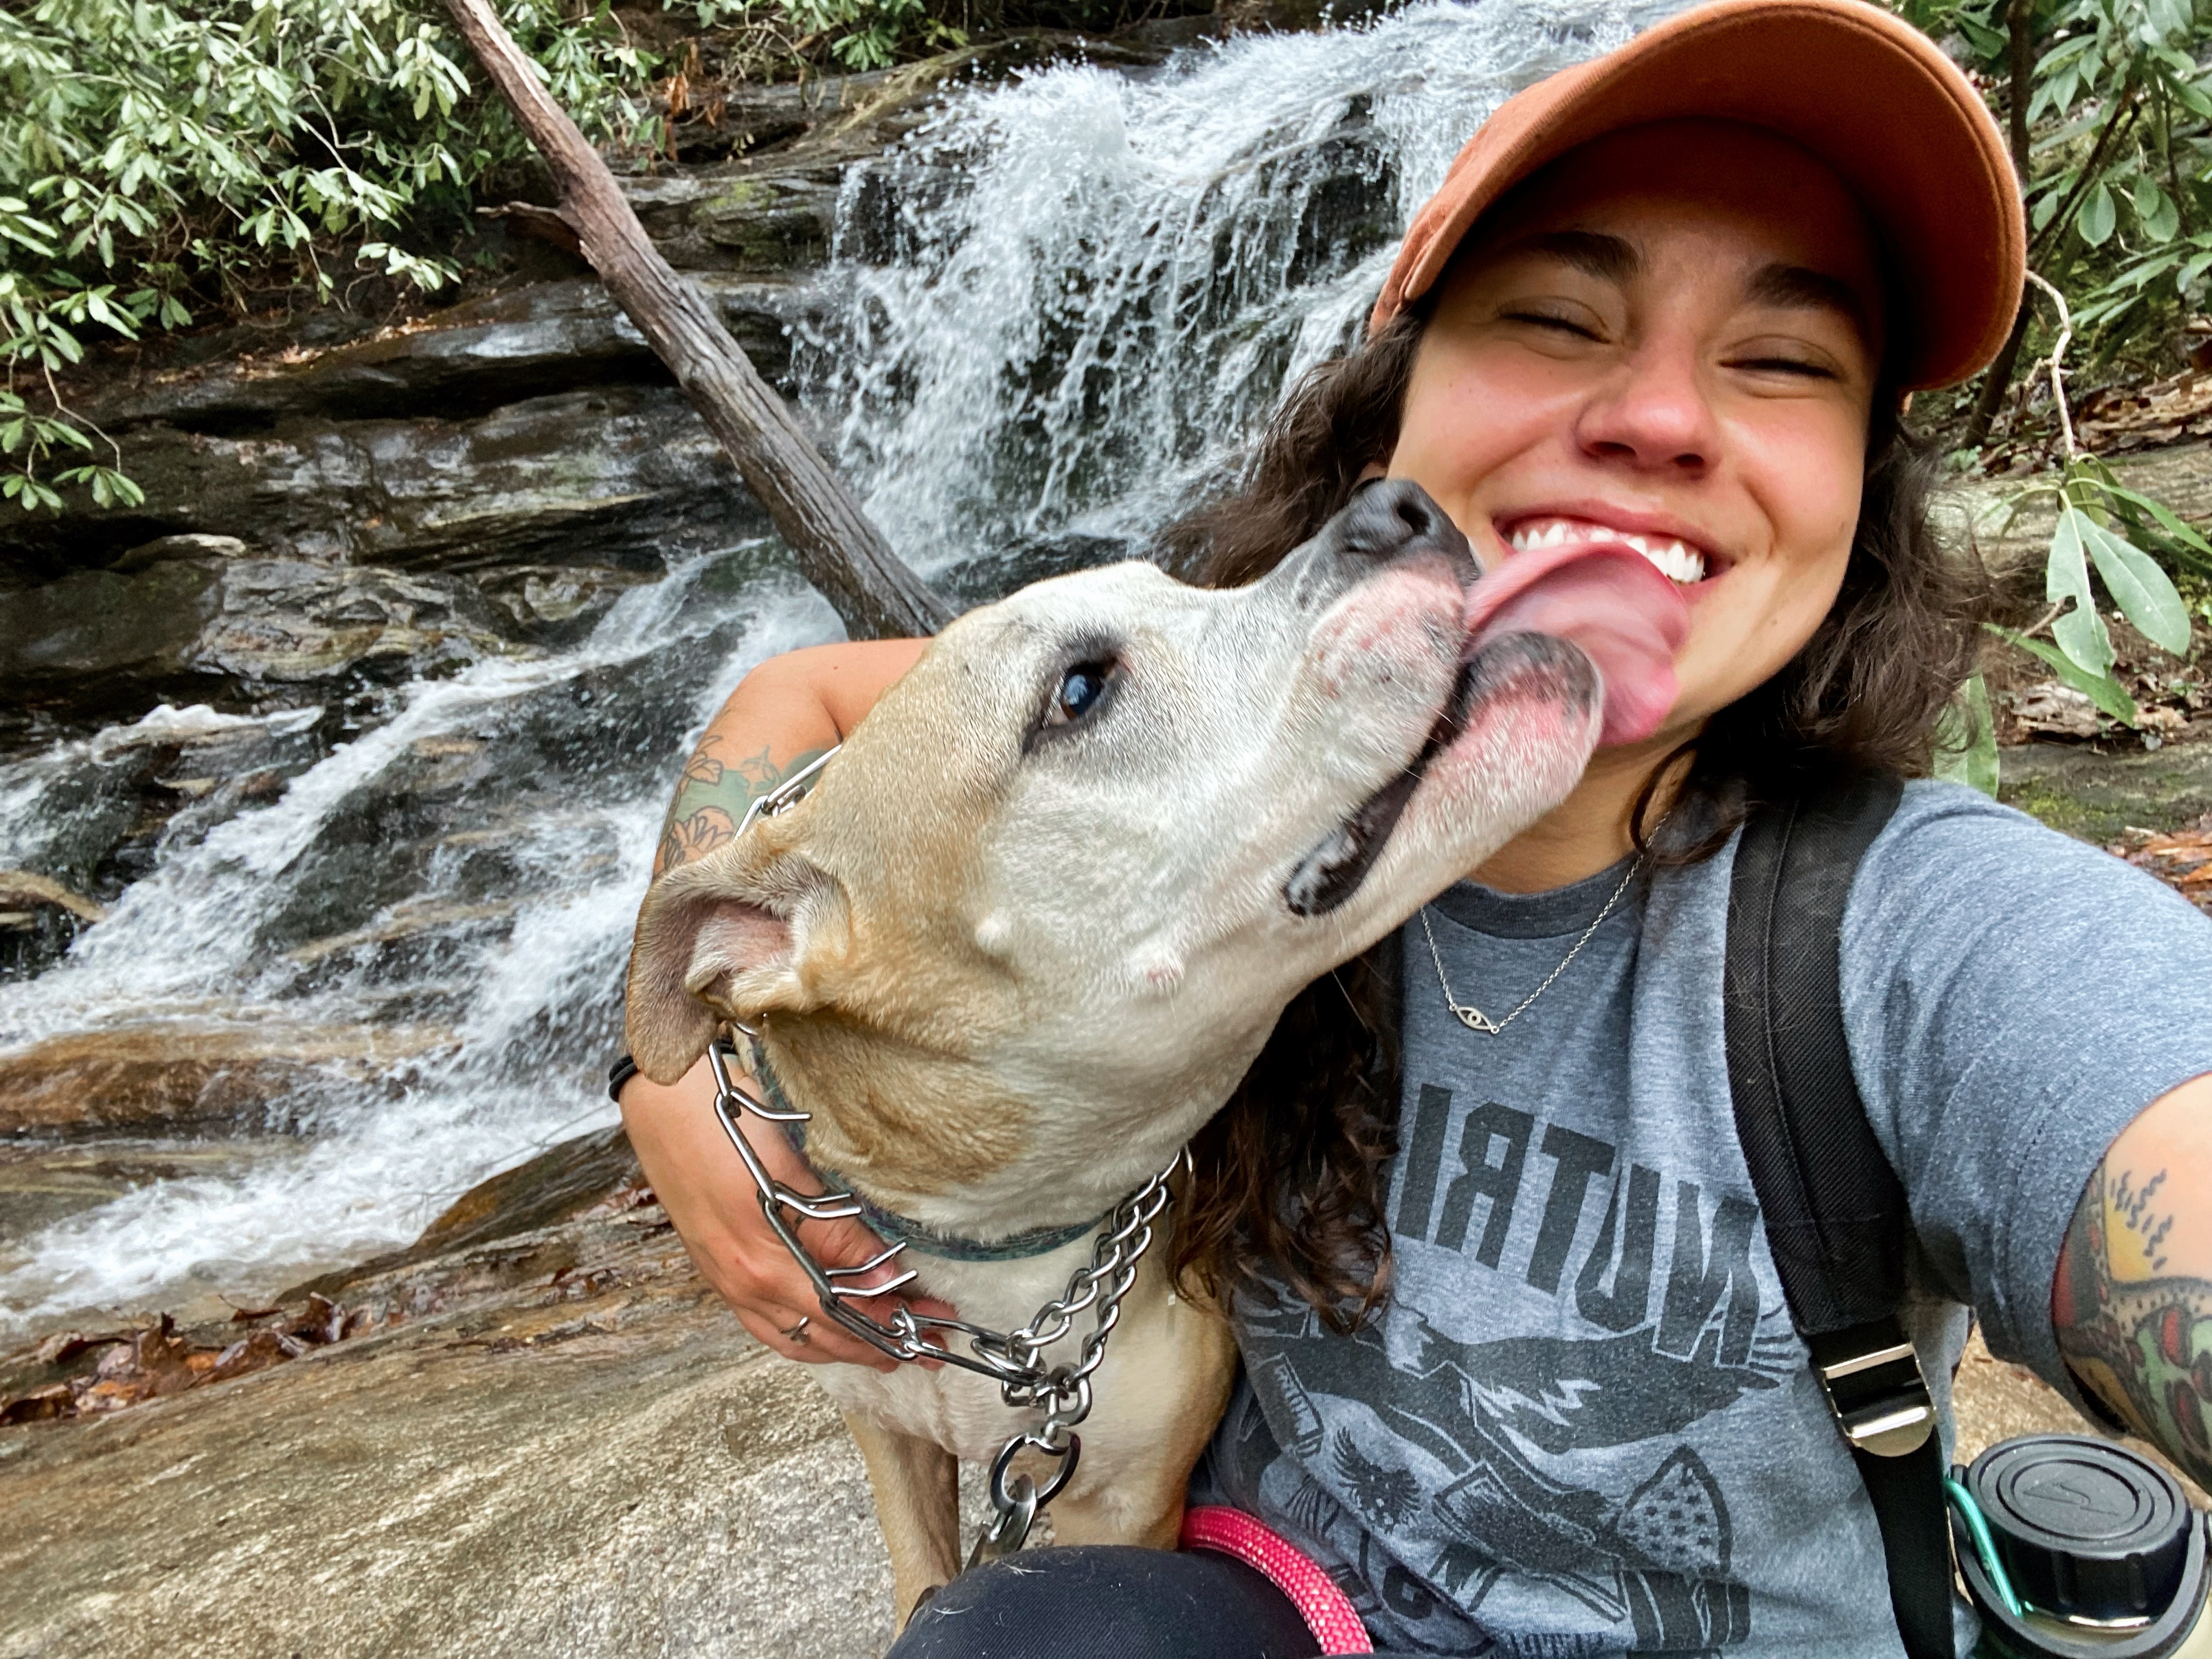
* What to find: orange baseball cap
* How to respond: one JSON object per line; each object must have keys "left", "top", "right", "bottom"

{"left": 1368, "top": 0, "right": 2025, "bottom": 390}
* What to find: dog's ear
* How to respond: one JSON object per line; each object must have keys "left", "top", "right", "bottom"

{"left": 623, "top": 842, "right": 844, "bottom": 1084}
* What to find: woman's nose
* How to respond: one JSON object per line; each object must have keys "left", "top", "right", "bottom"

{"left": 1573, "top": 342, "right": 1715, "bottom": 476}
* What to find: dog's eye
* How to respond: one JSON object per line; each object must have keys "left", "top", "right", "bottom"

{"left": 1047, "top": 661, "right": 1114, "bottom": 727}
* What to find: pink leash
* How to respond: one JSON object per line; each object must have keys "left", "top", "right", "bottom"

{"left": 1181, "top": 1505, "right": 1373, "bottom": 1655}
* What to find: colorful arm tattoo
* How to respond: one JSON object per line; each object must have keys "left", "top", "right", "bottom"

{"left": 653, "top": 737, "right": 829, "bottom": 876}
{"left": 2054, "top": 1158, "right": 2212, "bottom": 1491}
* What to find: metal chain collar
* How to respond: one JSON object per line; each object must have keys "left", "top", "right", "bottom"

{"left": 709, "top": 744, "right": 1183, "bottom": 1563}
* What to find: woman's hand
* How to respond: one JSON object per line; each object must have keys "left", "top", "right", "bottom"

{"left": 619, "top": 1054, "right": 955, "bottom": 1370}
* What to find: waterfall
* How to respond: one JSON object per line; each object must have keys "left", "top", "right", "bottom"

{"left": 804, "top": 0, "right": 1683, "bottom": 583}
{"left": 0, "top": 566, "right": 840, "bottom": 1330}
{"left": 0, "top": 0, "right": 1680, "bottom": 1334}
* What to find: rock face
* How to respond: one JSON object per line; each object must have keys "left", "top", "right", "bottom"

{"left": 0, "top": 31, "right": 1215, "bottom": 732}
{"left": 0, "top": 1131, "right": 905, "bottom": 1659}
{"left": 0, "top": 281, "right": 792, "bottom": 721}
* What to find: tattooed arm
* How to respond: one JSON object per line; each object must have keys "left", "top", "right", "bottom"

{"left": 627, "top": 636, "right": 936, "bottom": 1369}
{"left": 2054, "top": 1071, "right": 2212, "bottom": 1491}
{"left": 654, "top": 637, "right": 929, "bottom": 873}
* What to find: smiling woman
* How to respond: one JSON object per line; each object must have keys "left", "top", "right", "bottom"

{"left": 616, "top": 2, "right": 2212, "bottom": 1655}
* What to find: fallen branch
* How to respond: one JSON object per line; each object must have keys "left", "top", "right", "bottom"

{"left": 441, "top": 0, "right": 952, "bottom": 641}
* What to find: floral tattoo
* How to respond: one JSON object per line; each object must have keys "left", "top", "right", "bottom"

{"left": 653, "top": 739, "right": 829, "bottom": 876}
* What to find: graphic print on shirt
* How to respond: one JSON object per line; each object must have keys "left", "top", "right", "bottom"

{"left": 1237, "top": 1082, "right": 1802, "bottom": 1656}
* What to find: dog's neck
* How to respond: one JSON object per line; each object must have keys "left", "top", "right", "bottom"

{"left": 751, "top": 1022, "right": 1213, "bottom": 1245}
{"left": 749, "top": 1047, "right": 1118, "bottom": 1260}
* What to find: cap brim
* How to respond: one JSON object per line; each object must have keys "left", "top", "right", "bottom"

{"left": 1370, "top": 0, "right": 2024, "bottom": 390}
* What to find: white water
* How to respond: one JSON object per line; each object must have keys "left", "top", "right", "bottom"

{"left": 1, "top": 0, "right": 1678, "bottom": 1334}
{"left": 806, "top": 0, "right": 1683, "bottom": 573}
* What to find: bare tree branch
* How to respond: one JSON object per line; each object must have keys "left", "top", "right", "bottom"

{"left": 442, "top": 0, "right": 953, "bottom": 641}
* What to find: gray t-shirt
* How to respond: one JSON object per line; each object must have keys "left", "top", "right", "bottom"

{"left": 1193, "top": 782, "right": 2212, "bottom": 1657}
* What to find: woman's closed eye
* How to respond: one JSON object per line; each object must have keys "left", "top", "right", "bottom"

{"left": 1722, "top": 340, "right": 1847, "bottom": 381}
{"left": 1500, "top": 303, "right": 1607, "bottom": 342}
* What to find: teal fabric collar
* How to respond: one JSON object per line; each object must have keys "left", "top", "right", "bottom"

{"left": 751, "top": 1050, "right": 1108, "bottom": 1263}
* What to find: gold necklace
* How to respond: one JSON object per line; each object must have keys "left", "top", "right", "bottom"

{"left": 1418, "top": 853, "right": 1646, "bottom": 1035}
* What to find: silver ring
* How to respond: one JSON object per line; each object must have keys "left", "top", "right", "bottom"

{"left": 780, "top": 1316, "right": 811, "bottom": 1346}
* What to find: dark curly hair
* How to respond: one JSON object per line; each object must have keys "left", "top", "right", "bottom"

{"left": 1164, "top": 296, "right": 1991, "bottom": 1330}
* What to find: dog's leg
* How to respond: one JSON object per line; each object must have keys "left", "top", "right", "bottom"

{"left": 1046, "top": 1299, "right": 1238, "bottom": 1550}
{"left": 843, "top": 1409, "right": 961, "bottom": 1627}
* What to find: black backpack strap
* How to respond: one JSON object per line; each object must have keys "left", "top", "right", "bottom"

{"left": 1725, "top": 771, "right": 1954, "bottom": 1659}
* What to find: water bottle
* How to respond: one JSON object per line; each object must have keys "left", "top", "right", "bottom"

{"left": 1951, "top": 1435, "right": 2209, "bottom": 1658}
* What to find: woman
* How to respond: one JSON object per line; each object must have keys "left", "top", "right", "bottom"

{"left": 618, "top": 2, "right": 2212, "bottom": 1652}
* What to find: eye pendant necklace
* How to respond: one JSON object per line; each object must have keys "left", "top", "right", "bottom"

{"left": 1418, "top": 852, "right": 1646, "bottom": 1036}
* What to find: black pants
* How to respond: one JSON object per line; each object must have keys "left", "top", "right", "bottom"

{"left": 885, "top": 1542, "right": 2018, "bottom": 1657}
{"left": 887, "top": 1545, "right": 1336, "bottom": 1659}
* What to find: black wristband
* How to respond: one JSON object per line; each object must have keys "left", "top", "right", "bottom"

{"left": 607, "top": 1053, "right": 639, "bottom": 1103}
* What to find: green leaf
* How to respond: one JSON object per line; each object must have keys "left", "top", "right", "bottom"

{"left": 1957, "top": 13, "right": 2007, "bottom": 51}
{"left": 1934, "top": 672, "right": 2001, "bottom": 797}
{"left": 2080, "top": 180, "right": 2119, "bottom": 246}
{"left": 2079, "top": 516, "right": 2194, "bottom": 653}
{"left": 1990, "top": 626, "right": 2143, "bottom": 724}
{"left": 2102, "top": 482, "right": 2212, "bottom": 555}
{"left": 2137, "top": 176, "right": 2181, "bottom": 240}
{"left": 2048, "top": 504, "right": 2117, "bottom": 675}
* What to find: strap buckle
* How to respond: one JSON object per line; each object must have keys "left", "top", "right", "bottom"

{"left": 1815, "top": 1331, "right": 1936, "bottom": 1458}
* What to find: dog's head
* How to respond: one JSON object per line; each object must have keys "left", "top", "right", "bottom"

{"left": 626, "top": 481, "right": 1685, "bottom": 1206}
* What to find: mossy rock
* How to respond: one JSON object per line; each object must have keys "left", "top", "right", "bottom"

{"left": 1998, "top": 737, "right": 2212, "bottom": 843}
{"left": 693, "top": 179, "right": 832, "bottom": 271}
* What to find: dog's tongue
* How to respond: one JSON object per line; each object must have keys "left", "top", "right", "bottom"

{"left": 1464, "top": 541, "right": 1691, "bottom": 746}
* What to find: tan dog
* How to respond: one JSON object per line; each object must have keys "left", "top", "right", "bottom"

{"left": 624, "top": 480, "right": 1681, "bottom": 1624}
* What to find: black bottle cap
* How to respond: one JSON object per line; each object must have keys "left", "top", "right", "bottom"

{"left": 1967, "top": 1435, "right": 2193, "bottom": 1622}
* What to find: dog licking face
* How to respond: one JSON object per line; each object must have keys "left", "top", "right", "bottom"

{"left": 626, "top": 481, "right": 1684, "bottom": 1236}
{"left": 622, "top": 481, "right": 1688, "bottom": 1619}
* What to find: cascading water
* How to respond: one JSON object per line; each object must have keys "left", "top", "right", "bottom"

{"left": 0, "top": 0, "right": 1679, "bottom": 1336}
{"left": 805, "top": 0, "right": 1683, "bottom": 582}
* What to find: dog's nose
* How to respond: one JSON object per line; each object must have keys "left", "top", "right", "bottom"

{"left": 1330, "top": 479, "right": 1472, "bottom": 568}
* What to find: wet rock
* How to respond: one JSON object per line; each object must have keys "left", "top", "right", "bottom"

{"left": 0, "top": 871, "right": 106, "bottom": 925}
{"left": 0, "top": 1137, "right": 302, "bottom": 1243}
{"left": 65, "top": 280, "right": 792, "bottom": 450}
{"left": 478, "top": 562, "right": 658, "bottom": 644}
{"left": 0, "top": 1022, "right": 456, "bottom": 1136}
{"left": 0, "top": 283, "right": 794, "bottom": 588}
{"left": 935, "top": 529, "right": 1137, "bottom": 608}
{"left": 0, "top": 376, "right": 772, "bottom": 712}
{"left": 193, "top": 559, "right": 522, "bottom": 686}
{"left": 0, "top": 562, "right": 222, "bottom": 711}
{"left": 647, "top": 172, "right": 837, "bottom": 272}
{"left": 2, "top": 382, "right": 772, "bottom": 583}
{"left": 0, "top": 871, "right": 106, "bottom": 984}
{"left": 108, "top": 532, "right": 250, "bottom": 572}
{"left": 287, "top": 1125, "right": 644, "bottom": 1300}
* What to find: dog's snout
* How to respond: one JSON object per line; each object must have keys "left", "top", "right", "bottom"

{"left": 1333, "top": 479, "right": 1470, "bottom": 568}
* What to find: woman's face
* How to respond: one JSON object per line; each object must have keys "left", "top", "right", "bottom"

{"left": 1386, "top": 120, "right": 1886, "bottom": 749}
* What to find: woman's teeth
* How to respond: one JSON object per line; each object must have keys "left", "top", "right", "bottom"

{"left": 1506, "top": 518, "right": 1708, "bottom": 584}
